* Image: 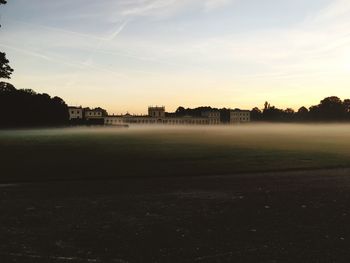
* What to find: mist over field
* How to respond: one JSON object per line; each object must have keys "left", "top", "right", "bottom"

{"left": 1, "top": 124, "right": 350, "bottom": 183}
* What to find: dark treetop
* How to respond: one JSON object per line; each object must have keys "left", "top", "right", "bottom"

{"left": 0, "top": 52, "right": 13, "bottom": 79}
{"left": 0, "top": 82, "right": 69, "bottom": 127}
{"left": 0, "top": 1, "right": 14, "bottom": 79}
{"left": 250, "top": 96, "right": 350, "bottom": 122}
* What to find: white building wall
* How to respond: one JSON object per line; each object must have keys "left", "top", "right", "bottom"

{"left": 85, "top": 110, "right": 103, "bottom": 119}
{"left": 68, "top": 107, "right": 83, "bottom": 120}
{"left": 120, "top": 116, "right": 217, "bottom": 125}
{"left": 230, "top": 111, "right": 251, "bottom": 123}
{"left": 104, "top": 116, "right": 124, "bottom": 125}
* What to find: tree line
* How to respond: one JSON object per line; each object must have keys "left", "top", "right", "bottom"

{"left": 0, "top": 1, "right": 68, "bottom": 128}
{"left": 251, "top": 97, "right": 350, "bottom": 122}
{"left": 0, "top": 82, "right": 69, "bottom": 127}
{"left": 172, "top": 96, "right": 350, "bottom": 123}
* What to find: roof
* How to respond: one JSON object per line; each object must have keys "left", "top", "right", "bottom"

{"left": 68, "top": 106, "right": 82, "bottom": 109}
{"left": 148, "top": 106, "right": 165, "bottom": 111}
{"left": 85, "top": 109, "right": 104, "bottom": 112}
{"left": 231, "top": 109, "right": 250, "bottom": 112}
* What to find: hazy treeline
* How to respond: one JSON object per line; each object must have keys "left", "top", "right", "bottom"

{"left": 0, "top": 82, "right": 69, "bottom": 127}
{"left": 252, "top": 97, "right": 350, "bottom": 122}
{"left": 170, "top": 96, "right": 350, "bottom": 123}
{"left": 167, "top": 106, "right": 232, "bottom": 123}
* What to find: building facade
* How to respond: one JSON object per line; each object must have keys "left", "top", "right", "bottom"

{"left": 68, "top": 106, "right": 83, "bottom": 120}
{"left": 104, "top": 116, "right": 124, "bottom": 125}
{"left": 84, "top": 108, "right": 105, "bottom": 120}
{"left": 230, "top": 110, "right": 251, "bottom": 123}
{"left": 148, "top": 106, "right": 165, "bottom": 119}
{"left": 104, "top": 107, "right": 221, "bottom": 126}
{"left": 69, "top": 105, "right": 250, "bottom": 125}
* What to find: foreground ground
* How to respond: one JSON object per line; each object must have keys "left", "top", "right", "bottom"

{"left": 1, "top": 168, "right": 350, "bottom": 262}
{"left": 1, "top": 125, "right": 350, "bottom": 262}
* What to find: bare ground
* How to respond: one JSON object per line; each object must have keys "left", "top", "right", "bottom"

{"left": 1, "top": 168, "right": 350, "bottom": 262}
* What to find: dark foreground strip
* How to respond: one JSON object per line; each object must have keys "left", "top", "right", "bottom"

{"left": 0, "top": 252, "right": 129, "bottom": 263}
{"left": 1, "top": 166, "right": 350, "bottom": 185}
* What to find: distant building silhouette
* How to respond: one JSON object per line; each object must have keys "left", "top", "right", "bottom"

{"left": 230, "top": 110, "right": 251, "bottom": 124}
{"left": 106, "top": 106, "right": 221, "bottom": 125}
{"left": 68, "top": 105, "right": 251, "bottom": 126}
{"left": 201, "top": 111, "right": 220, "bottom": 120}
{"left": 148, "top": 106, "right": 165, "bottom": 118}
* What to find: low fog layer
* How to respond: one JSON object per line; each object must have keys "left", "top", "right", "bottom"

{"left": 1, "top": 124, "right": 350, "bottom": 182}
{"left": 1, "top": 123, "right": 350, "bottom": 156}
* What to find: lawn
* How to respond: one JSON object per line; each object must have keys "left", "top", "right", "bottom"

{"left": 1, "top": 124, "right": 350, "bottom": 183}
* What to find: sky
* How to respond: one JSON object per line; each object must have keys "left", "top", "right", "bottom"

{"left": 1, "top": 0, "right": 350, "bottom": 114}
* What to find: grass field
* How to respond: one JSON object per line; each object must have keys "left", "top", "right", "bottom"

{"left": 1, "top": 124, "right": 350, "bottom": 182}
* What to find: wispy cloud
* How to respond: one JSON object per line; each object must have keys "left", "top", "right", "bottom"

{"left": 114, "top": 0, "right": 350, "bottom": 79}
{"left": 0, "top": 43, "right": 51, "bottom": 61}
{"left": 63, "top": 19, "right": 130, "bottom": 89}
{"left": 204, "top": 0, "right": 232, "bottom": 11}
{"left": 311, "top": 0, "right": 350, "bottom": 23}
{"left": 113, "top": 0, "right": 234, "bottom": 18}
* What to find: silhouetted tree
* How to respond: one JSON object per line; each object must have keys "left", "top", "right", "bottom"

{"left": 175, "top": 106, "right": 185, "bottom": 115}
{"left": 219, "top": 108, "right": 231, "bottom": 123}
{"left": 173, "top": 106, "right": 215, "bottom": 117}
{"left": 94, "top": 107, "right": 108, "bottom": 116}
{"left": 296, "top": 106, "right": 309, "bottom": 121}
{"left": 309, "top": 96, "right": 346, "bottom": 121}
{"left": 264, "top": 101, "right": 270, "bottom": 110}
{"left": 0, "top": 81, "right": 15, "bottom": 92}
{"left": 343, "top": 99, "right": 350, "bottom": 113}
{"left": 297, "top": 106, "right": 308, "bottom": 114}
{"left": 0, "top": 83, "right": 69, "bottom": 127}
{"left": 251, "top": 107, "right": 262, "bottom": 121}
{"left": 263, "top": 104, "right": 287, "bottom": 122}
{"left": 170, "top": 106, "right": 230, "bottom": 123}
{"left": 284, "top": 108, "right": 295, "bottom": 121}
{"left": 4, "top": 0, "right": 347, "bottom": 126}
{"left": 0, "top": 2, "right": 14, "bottom": 78}
{"left": 285, "top": 108, "right": 294, "bottom": 115}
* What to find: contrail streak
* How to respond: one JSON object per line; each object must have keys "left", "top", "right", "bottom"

{"left": 0, "top": 43, "right": 129, "bottom": 80}
{"left": 6, "top": 18, "right": 107, "bottom": 41}
{"left": 64, "top": 20, "right": 130, "bottom": 89}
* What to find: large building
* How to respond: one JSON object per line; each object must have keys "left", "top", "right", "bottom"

{"left": 105, "top": 107, "right": 221, "bottom": 126}
{"left": 69, "top": 105, "right": 251, "bottom": 125}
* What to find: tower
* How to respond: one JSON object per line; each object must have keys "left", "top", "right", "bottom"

{"left": 148, "top": 106, "right": 165, "bottom": 118}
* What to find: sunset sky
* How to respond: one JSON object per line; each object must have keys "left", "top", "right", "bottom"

{"left": 1, "top": 0, "right": 350, "bottom": 114}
